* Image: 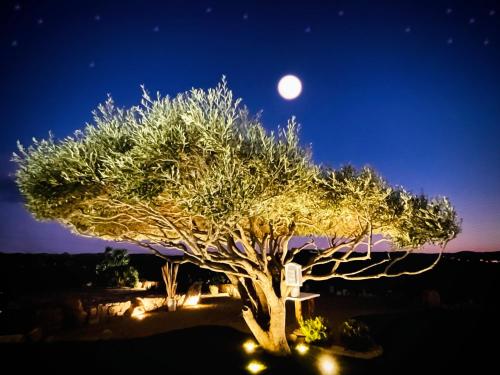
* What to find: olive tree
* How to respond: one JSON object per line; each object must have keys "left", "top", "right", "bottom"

{"left": 14, "top": 79, "right": 460, "bottom": 354}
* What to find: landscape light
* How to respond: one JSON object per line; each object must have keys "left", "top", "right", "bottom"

{"left": 317, "top": 354, "right": 339, "bottom": 375}
{"left": 131, "top": 306, "right": 146, "bottom": 320}
{"left": 295, "top": 343, "right": 309, "bottom": 355}
{"left": 243, "top": 340, "right": 258, "bottom": 354}
{"left": 246, "top": 360, "right": 266, "bottom": 374}
{"left": 183, "top": 295, "right": 200, "bottom": 306}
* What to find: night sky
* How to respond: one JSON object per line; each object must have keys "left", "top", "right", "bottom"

{"left": 1, "top": 0, "right": 499, "bottom": 253}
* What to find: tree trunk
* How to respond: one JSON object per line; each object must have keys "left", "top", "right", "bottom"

{"left": 241, "top": 281, "right": 290, "bottom": 355}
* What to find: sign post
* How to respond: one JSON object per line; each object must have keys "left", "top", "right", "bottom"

{"left": 285, "top": 263, "right": 320, "bottom": 325}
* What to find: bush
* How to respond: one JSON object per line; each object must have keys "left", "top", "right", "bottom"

{"left": 299, "top": 316, "right": 330, "bottom": 344}
{"left": 340, "top": 318, "right": 375, "bottom": 351}
{"left": 95, "top": 247, "right": 139, "bottom": 288}
{"left": 208, "top": 272, "right": 229, "bottom": 285}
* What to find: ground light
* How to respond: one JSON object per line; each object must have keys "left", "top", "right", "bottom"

{"left": 317, "top": 354, "right": 339, "bottom": 375}
{"left": 246, "top": 360, "right": 266, "bottom": 374}
{"left": 131, "top": 306, "right": 146, "bottom": 320}
{"left": 243, "top": 340, "right": 258, "bottom": 354}
{"left": 184, "top": 295, "right": 200, "bottom": 306}
{"left": 295, "top": 343, "right": 309, "bottom": 355}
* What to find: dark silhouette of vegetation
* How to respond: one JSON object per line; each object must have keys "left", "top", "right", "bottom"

{"left": 95, "top": 247, "right": 139, "bottom": 288}
{"left": 340, "top": 318, "right": 376, "bottom": 351}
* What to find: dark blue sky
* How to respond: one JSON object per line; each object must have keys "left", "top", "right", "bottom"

{"left": 1, "top": 0, "right": 499, "bottom": 252}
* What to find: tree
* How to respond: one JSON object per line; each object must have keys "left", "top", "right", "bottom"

{"left": 13, "top": 79, "right": 460, "bottom": 354}
{"left": 95, "top": 247, "right": 139, "bottom": 288}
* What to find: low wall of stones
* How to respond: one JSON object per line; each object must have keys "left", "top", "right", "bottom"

{"left": 87, "top": 297, "right": 168, "bottom": 324}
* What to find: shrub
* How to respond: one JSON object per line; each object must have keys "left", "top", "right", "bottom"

{"left": 340, "top": 318, "right": 375, "bottom": 351}
{"left": 299, "top": 316, "right": 329, "bottom": 344}
{"left": 208, "top": 272, "right": 229, "bottom": 285}
{"left": 95, "top": 247, "right": 139, "bottom": 288}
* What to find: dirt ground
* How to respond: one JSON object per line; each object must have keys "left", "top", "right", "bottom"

{"left": 52, "top": 293, "right": 407, "bottom": 342}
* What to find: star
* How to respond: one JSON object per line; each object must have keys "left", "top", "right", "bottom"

{"left": 205, "top": 7, "right": 212, "bottom": 14}
{"left": 489, "top": 10, "right": 496, "bottom": 16}
{"left": 483, "top": 39, "right": 490, "bottom": 46}
{"left": 447, "top": 37, "right": 453, "bottom": 45}
{"left": 338, "top": 10, "right": 344, "bottom": 17}
{"left": 14, "top": 3, "right": 21, "bottom": 11}
{"left": 37, "top": 18, "right": 44, "bottom": 25}
{"left": 153, "top": 25, "right": 160, "bottom": 32}
{"left": 404, "top": 26, "right": 411, "bottom": 33}
{"left": 469, "top": 18, "right": 476, "bottom": 24}
{"left": 89, "top": 61, "right": 95, "bottom": 68}
{"left": 446, "top": 8, "right": 453, "bottom": 15}
{"left": 304, "top": 26, "right": 311, "bottom": 33}
{"left": 94, "top": 14, "right": 101, "bottom": 21}
{"left": 242, "top": 13, "right": 248, "bottom": 20}
{"left": 11, "top": 40, "right": 18, "bottom": 47}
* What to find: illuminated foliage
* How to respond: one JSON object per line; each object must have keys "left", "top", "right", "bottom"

{"left": 95, "top": 247, "right": 139, "bottom": 288}
{"left": 299, "top": 316, "right": 330, "bottom": 344}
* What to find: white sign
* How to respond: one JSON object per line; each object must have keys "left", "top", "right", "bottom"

{"left": 285, "top": 263, "right": 303, "bottom": 287}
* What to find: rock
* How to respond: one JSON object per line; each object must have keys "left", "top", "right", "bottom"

{"left": 0, "top": 334, "right": 25, "bottom": 343}
{"left": 35, "top": 307, "right": 64, "bottom": 332}
{"left": 28, "top": 327, "right": 43, "bottom": 342}
{"left": 63, "top": 297, "right": 87, "bottom": 326}
{"left": 88, "top": 307, "right": 99, "bottom": 324}
{"left": 209, "top": 285, "right": 219, "bottom": 295}
{"left": 107, "top": 302, "right": 130, "bottom": 316}
{"left": 140, "top": 297, "right": 168, "bottom": 311}
{"left": 138, "top": 281, "right": 160, "bottom": 290}
{"left": 89, "top": 307, "right": 97, "bottom": 318}
{"left": 97, "top": 304, "right": 109, "bottom": 322}
{"left": 219, "top": 283, "right": 240, "bottom": 298}
{"left": 101, "top": 329, "right": 113, "bottom": 340}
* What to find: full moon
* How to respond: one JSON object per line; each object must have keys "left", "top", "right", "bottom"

{"left": 277, "top": 75, "right": 302, "bottom": 100}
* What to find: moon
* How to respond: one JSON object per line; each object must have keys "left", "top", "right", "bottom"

{"left": 277, "top": 75, "right": 302, "bottom": 100}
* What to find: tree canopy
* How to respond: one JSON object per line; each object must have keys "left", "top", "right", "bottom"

{"left": 14, "top": 79, "right": 459, "bottom": 256}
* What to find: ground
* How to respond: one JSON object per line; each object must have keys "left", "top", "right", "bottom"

{"left": 1, "top": 252, "right": 499, "bottom": 373}
{"left": 51, "top": 293, "right": 402, "bottom": 342}
{"left": 2, "top": 292, "right": 497, "bottom": 374}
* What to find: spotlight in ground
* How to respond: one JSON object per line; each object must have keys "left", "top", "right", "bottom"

{"left": 184, "top": 295, "right": 200, "bottom": 306}
{"left": 295, "top": 343, "right": 309, "bottom": 355}
{"left": 246, "top": 360, "right": 266, "bottom": 374}
{"left": 317, "top": 354, "right": 339, "bottom": 375}
{"left": 131, "top": 306, "right": 146, "bottom": 320}
{"left": 243, "top": 340, "right": 258, "bottom": 354}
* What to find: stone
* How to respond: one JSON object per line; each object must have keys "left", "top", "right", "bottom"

{"left": 108, "top": 302, "right": 130, "bottom": 316}
{"left": 63, "top": 297, "right": 87, "bottom": 326}
{"left": 28, "top": 327, "right": 43, "bottom": 342}
{"left": 0, "top": 334, "right": 25, "bottom": 343}
{"left": 209, "top": 285, "right": 219, "bottom": 295}
{"left": 101, "top": 329, "right": 113, "bottom": 340}
{"left": 35, "top": 307, "right": 64, "bottom": 332}
{"left": 97, "top": 304, "right": 109, "bottom": 322}
{"left": 139, "top": 297, "right": 167, "bottom": 311}
{"left": 138, "top": 281, "right": 160, "bottom": 290}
